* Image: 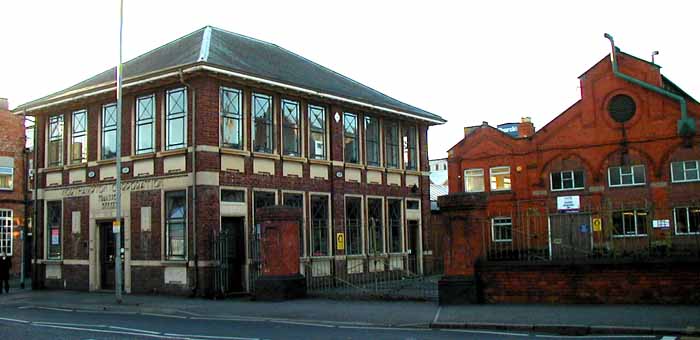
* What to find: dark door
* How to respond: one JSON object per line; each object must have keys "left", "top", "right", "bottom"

{"left": 549, "top": 213, "right": 592, "bottom": 260}
{"left": 221, "top": 217, "right": 246, "bottom": 292}
{"left": 407, "top": 220, "right": 420, "bottom": 274}
{"left": 100, "top": 221, "right": 124, "bottom": 290}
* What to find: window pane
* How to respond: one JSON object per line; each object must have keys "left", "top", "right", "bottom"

{"left": 574, "top": 170, "right": 584, "bottom": 188}
{"left": 367, "top": 198, "right": 384, "bottom": 254}
{"left": 282, "top": 100, "right": 300, "bottom": 156}
{"left": 465, "top": 169, "right": 484, "bottom": 192}
{"left": 137, "top": 123, "right": 153, "bottom": 153}
{"left": 165, "top": 191, "right": 186, "bottom": 258}
{"left": 492, "top": 217, "right": 512, "bottom": 241}
{"left": 0, "top": 210, "right": 12, "bottom": 255}
{"left": 365, "top": 117, "right": 380, "bottom": 167}
{"left": 47, "top": 201, "right": 62, "bottom": 259}
{"left": 309, "top": 105, "right": 326, "bottom": 160}
{"left": 168, "top": 117, "right": 185, "bottom": 148}
{"left": 403, "top": 125, "right": 417, "bottom": 170}
{"left": 344, "top": 113, "right": 358, "bottom": 163}
{"left": 635, "top": 210, "right": 647, "bottom": 235}
{"left": 551, "top": 172, "right": 562, "bottom": 190}
{"left": 623, "top": 211, "right": 635, "bottom": 235}
{"left": 685, "top": 161, "right": 699, "bottom": 181}
{"left": 633, "top": 166, "right": 645, "bottom": 184}
{"left": 490, "top": 167, "right": 511, "bottom": 190}
{"left": 166, "top": 89, "right": 187, "bottom": 150}
{"left": 311, "top": 195, "right": 329, "bottom": 256}
{"left": 671, "top": 162, "right": 684, "bottom": 182}
{"left": 253, "top": 94, "right": 273, "bottom": 153}
{"left": 102, "top": 130, "right": 117, "bottom": 160}
{"left": 385, "top": 122, "right": 399, "bottom": 168}
{"left": 675, "top": 207, "right": 689, "bottom": 234}
{"left": 345, "top": 197, "right": 362, "bottom": 255}
{"left": 689, "top": 207, "right": 700, "bottom": 233}
{"left": 612, "top": 211, "right": 623, "bottom": 235}
{"left": 388, "top": 199, "right": 402, "bottom": 253}
{"left": 136, "top": 95, "right": 155, "bottom": 154}
{"left": 609, "top": 167, "right": 621, "bottom": 186}
{"left": 48, "top": 115, "right": 64, "bottom": 167}
{"left": 0, "top": 168, "right": 11, "bottom": 190}
{"left": 221, "top": 189, "right": 245, "bottom": 203}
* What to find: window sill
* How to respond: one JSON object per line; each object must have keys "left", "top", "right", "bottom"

{"left": 612, "top": 234, "right": 648, "bottom": 238}
{"left": 608, "top": 183, "right": 646, "bottom": 188}
{"left": 220, "top": 148, "right": 250, "bottom": 157}
{"left": 157, "top": 149, "right": 188, "bottom": 158}
{"left": 405, "top": 170, "right": 421, "bottom": 176}
{"left": 0, "top": 188, "right": 13, "bottom": 191}
{"left": 671, "top": 180, "right": 699, "bottom": 184}
{"left": 161, "top": 259, "right": 188, "bottom": 266}
{"left": 96, "top": 159, "right": 117, "bottom": 165}
{"left": 308, "top": 159, "right": 331, "bottom": 166}
{"left": 65, "top": 162, "right": 87, "bottom": 170}
{"left": 551, "top": 187, "right": 585, "bottom": 192}
{"left": 386, "top": 168, "right": 404, "bottom": 174}
{"left": 43, "top": 166, "right": 63, "bottom": 173}
{"left": 131, "top": 152, "right": 156, "bottom": 161}
{"left": 44, "top": 259, "right": 63, "bottom": 265}
{"left": 345, "top": 163, "right": 365, "bottom": 170}
{"left": 366, "top": 165, "right": 385, "bottom": 172}
{"left": 282, "top": 155, "right": 307, "bottom": 163}
{"left": 675, "top": 232, "right": 700, "bottom": 236}
{"left": 308, "top": 255, "right": 333, "bottom": 259}
{"left": 252, "top": 152, "right": 280, "bottom": 160}
{"left": 493, "top": 239, "right": 513, "bottom": 243}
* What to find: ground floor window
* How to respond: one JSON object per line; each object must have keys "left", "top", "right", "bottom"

{"left": 47, "top": 201, "right": 62, "bottom": 259}
{"left": 491, "top": 217, "right": 512, "bottom": 242}
{"left": 0, "top": 210, "right": 12, "bottom": 255}
{"left": 165, "top": 191, "right": 187, "bottom": 259}
{"left": 310, "top": 195, "right": 329, "bottom": 256}
{"left": 388, "top": 199, "right": 403, "bottom": 253}
{"left": 345, "top": 196, "right": 363, "bottom": 255}
{"left": 673, "top": 207, "right": 700, "bottom": 235}
{"left": 612, "top": 210, "right": 647, "bottom": 236}
{"left": 367, "top": 198, "right": 384, "bottom": 254}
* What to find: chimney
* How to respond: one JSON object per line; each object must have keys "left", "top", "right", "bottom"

{"left": 0, "top": 98, "right": 8, "bottom": 111}
{"left": 518, "top": 117, "right": 535, "bottom": 137}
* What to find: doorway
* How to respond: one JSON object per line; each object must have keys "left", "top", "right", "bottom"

{"left": 219, "top": 217, "right": 246, "bottom": 293}
{"left": 548, "top": 213, "right": 592, "bottom": 259}
{"left": 407, "top": 220, "right": 420, "bottom": 274}
{"left": 99, "top": 221, "right": 123, "bottom": 290}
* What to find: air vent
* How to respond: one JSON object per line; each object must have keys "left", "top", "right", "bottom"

{"left": 608, "top": 94, "right": 636, "bottom": 123}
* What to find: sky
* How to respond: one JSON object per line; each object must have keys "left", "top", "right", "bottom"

{"left": 1, "top": 0, "right": 699, "bottom": 159}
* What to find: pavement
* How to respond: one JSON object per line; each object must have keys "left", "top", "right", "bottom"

{"left": 1, "top": 286, "right": 699, "bottom": 337}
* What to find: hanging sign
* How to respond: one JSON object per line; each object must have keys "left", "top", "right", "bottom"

{"left": 112, "top": 220, "right": 121, "bottom": 234}
{"left": 557, "top": 196, "right": 580, "bottom": 212}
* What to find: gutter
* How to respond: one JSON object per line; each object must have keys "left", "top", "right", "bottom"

{"left": 604, "top": 33, "right": 695, "bottom": 137}
{"left": 178, "top": 70, "right": 198, "bottom": 297}
{"left": 15, "top": 64, "right": 446, "bottom": 125}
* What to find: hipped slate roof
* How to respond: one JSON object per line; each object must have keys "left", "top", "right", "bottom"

{"left": 16, "top": 26, "right": 445, "bottom": 124}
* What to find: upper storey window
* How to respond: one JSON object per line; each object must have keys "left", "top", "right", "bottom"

{"left": 47, "top": 115, "right": 64, "bottom": 167}
{"left": 308, "top": 105, "right": 326, "bottom": 160}
{"left": 70, "top": 109, "right": 87, "bottom": 164}
{"left": 252, "top": 93, "right": 273, "bottom": 153}
{"left": 490, "top": 166, "right": 511, "bottom": 191}
{"left": 365, "top": 116, "right": 380, "bottom": 167}
{"left": 166, "top": 88, "right": 187, "bottom": 150}
{"left": 403, "top": 125, "right": 417, "bottom": 170}
{"left": 282, "top": 99, "right": 301, "bottom": 157}
{"left": 101, "top": 104, "right": 118, "bottom": 159}
{"left": 344, "top": 112, "right": 359, "bottom": 164}
{"left": 608, "top": 165, "right": 645, "bottom": 187}
{"left": 385, "top": 121, "right": 400, "bottom": 168}
{"left": 220, "top": 87, "right": 243, "bottom": 150}
{"left": 464, "top": 168, "right": 485, "bottom": 192}
{"left": 551, "top": 170, "right": 584, "bottom": 191}
{"left": 136, "top": 94, "right": 155, "bottom": 154}
{"left": 671, "top": 160, "right": 699, "bottom": 183}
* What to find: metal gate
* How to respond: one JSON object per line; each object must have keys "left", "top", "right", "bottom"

{"left": 549, "top": 213, "right": 593, "bottom": 259}
{"left": 212, "top": 226, "right": 247, "bottom": 296}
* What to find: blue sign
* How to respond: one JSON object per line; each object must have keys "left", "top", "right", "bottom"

{"left": 579, "top": 224, "right": 589, "bottom": 233}
{"left": 497, "top": 123, "right": 519, "bottom": 137}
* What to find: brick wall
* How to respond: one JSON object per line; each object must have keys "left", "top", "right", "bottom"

{"left": 478, "top": 260, "right": 700, "bottom": 304}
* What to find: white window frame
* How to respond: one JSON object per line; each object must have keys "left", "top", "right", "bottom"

{"left": 164, "top": 189, "right": 188, "bottom": 260}
{"left": 101, "top": 103, "right": 118, "bottom": 160}
{"left": 165, "top": 87, "right": 188, "bottom": 151}
{"left": 0, "top": 166, "right": 13, "bottom": 191}
{"left": 611, "top": 209, "right": 648, "bottom": 237}
{"left": 220, "top": 87, "right": 244, "bottom": 150}
{"left": 281, "top": 99, "right": 302, "bottom": 157}
{"left": 135, "top": 94, "right": 156, "bottom": 155}
{"left": 364, "top": 116, "right": 382, "bottom": 167}
{"left": 47, "top": 114, "right": 64, "bottom": 167}
{"left": 308, "top": 104, "right": 328, "bottom": 160}
{"left": 343, "top": 112, "right": 360, "bottom": 164}
{"left": 387, "top": 198, "right": 404, "bottom": 254}
{"left": 550, "top": 170, "right": 585, "bottom": 191}
{"left": 673, "top": 206, "right": 700, "bottom": 235}
{"left": 0, "top": 209, "right": 12, "bottom": 256}
{"left": 491, "top": 217, "right": 512, "bottom": 242}
{"left": 464, "top": 168, "right": 485, "bottom": 193}
{"left": 489, "top": 166, "right": 511, "bottom": 191}
{"left": 608, "top": 165, "right": 645, "bottom": 187}
{"left": 671, "top": 160, "right": 700, "bottom": 183}
{"left": 252, "top": 93, "right": 274, "bottom": 154}
{"left": 45, "top": 200, "right": 63, "bottom": 260}
{"left": 70, "top": 109, "right": 87, "bottom": 164}
{"left": 309, "top": 192, "right": 332, "bottom": 257}
{"left": 366, "top": 196, "right": 386, "bottom": 255}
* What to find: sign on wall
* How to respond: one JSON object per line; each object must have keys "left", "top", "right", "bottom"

{"left": 652, "top": 219, "right": 670, "bottom": 229}
{"left": 336, "top": 232, "right": 345, "bottom": 250}
{"left": 592, "top": 218, "right": 602, "bottom": 232}
{"left": 556, "top": 196, "right": 580, "bottom": 212}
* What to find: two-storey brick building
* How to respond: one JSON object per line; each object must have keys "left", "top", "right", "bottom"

{"left": 445, "top": 38, "right": 700, "bottom": 262}
{"left": 0, "top": 98, "right": 30, "bottom": 278}
{"left": 14, "top": 26, "right": 445, "bottom": 295}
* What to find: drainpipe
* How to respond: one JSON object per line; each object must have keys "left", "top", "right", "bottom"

{"left": 604, "top": 33, "right": 695, "bottom": 137}
{"left": 179, "top": 70, "right": 198, "bottom": 296}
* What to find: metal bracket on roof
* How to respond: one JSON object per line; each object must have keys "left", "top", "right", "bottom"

{"left": 198, "top": 26, "right": 212, "bottom": 62}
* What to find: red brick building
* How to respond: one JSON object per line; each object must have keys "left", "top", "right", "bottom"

{"left": 14, "top": 26, "right": 445, "bottom": 295}
{"left": 436, "top": 37, "right": 700, "bottom": 304}
{"left": 446, "top": 39, "right": 700, "bottom": 262}
{"left": 0, "top": 98, "right": 30, "bottom": 278}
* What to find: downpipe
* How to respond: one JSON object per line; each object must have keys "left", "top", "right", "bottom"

{"left": 604, "top": 33, "right": 695, "bottom": 137}
{"left": 179, "top": 70, "right": 199, "bottom": 296}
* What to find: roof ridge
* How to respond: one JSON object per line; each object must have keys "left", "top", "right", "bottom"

{"left": 210, "top": 26, "right": 279, "bottom": 48}
{"left": 198, "top": 26, "right": 212, "bottom": 62}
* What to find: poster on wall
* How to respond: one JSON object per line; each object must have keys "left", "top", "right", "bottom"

{"left": 557, "top": 196, "right": 580, "bottom": 212}
{"left": 652, "top": 219, "right": 670, "bottom": 229}
{"left": 51, "top": 228, "right": 59, "bottom": 245}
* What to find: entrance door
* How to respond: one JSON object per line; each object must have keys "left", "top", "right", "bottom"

{"left": 549, "top": 213, "right": 592, "bottom": 259}
{"left": 221, "top": 217, "right": 246, "bottom": 293}
{"left": 99, "top": 221, "right": 123, "bottom": 290}
{"left": 407, "top": 220, "right": 420, "bottom": 274}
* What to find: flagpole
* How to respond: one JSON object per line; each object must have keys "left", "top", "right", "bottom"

{"left": 115, "top": 0, "right": 124, "bottom": 304}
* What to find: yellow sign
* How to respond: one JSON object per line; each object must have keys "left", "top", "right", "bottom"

{"left": 592, "top": 218, "right": 602, "bottom": 232}
{"left": 112, "top": 220, "right": 121, "bottom": 234}
{"left": 336, "top": 233, "right": 345, "bottom": 250}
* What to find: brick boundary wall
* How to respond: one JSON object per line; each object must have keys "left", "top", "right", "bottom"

{"left": 477, "top": 260, "right": 700, "bottom": 304}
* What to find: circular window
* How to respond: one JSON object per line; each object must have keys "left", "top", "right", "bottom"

{"left": 608, "top": 94, "right": 636, "bottom": 123}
